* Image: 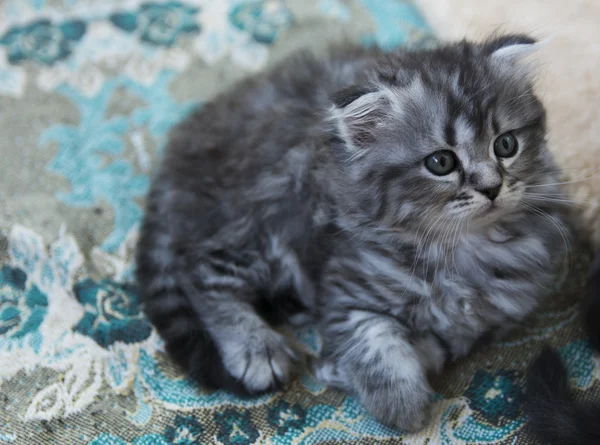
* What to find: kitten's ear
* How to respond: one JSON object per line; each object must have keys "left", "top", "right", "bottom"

{"left": 484, "top": 34, "right": 547, "bottom": 64}
{"left": 329, "top": 85, "right": 388, "bottom": 154}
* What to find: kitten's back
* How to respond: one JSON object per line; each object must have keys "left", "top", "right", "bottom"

{"left": 135, "top": 46, "right": 382, "bottom": 393}
{"left": 162, "top": 47, "right": 377, "bottom": 186}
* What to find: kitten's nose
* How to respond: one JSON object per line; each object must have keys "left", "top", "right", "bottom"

{"left": 477, "top": 185, "right": 501, "bottom": 201}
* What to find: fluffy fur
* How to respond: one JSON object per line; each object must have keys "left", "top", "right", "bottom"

{"left": 136, "top": 35, "right": 569, "bottom": 431}
{"left": 525, "top": 251, "right": 600, "bottom": 445}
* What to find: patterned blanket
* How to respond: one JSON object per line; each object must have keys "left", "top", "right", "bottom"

{"left": 0, "top": 1, "right": 595, "bottom": 444}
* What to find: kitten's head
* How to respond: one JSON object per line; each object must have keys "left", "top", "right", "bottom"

{"left": 329, "top": 34, "right": 559, "bottom": 234}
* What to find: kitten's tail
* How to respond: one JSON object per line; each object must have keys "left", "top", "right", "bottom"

{"left": 525, "top": 348, "right": 600, "bottom": 445}
{"left": 135, "top": 237, "right": 248, "bottom": 394}
{"left": 582, "top": 249, "right": 600, "bottom": 351}
{"left": 525, "top": 250, "right": 600, "bottom": 445}
{"left": 139, "top": 270, "right": 246, "bottom": 394}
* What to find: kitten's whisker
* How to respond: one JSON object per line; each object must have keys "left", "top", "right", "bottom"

{"left": 540, "top": 166, "right": 600, "bottom": 172}
{"left": 400, "top": 205, "right": 443, "bottom": 301}
{"left": 406, "top": 209, "right": 446, "bottom": 317}
{"left": 523, "top": 197, "right": 576, "bottom": 203}
{"left": 439, "top": 218, "right": 456, "bottom": 277}
{"left": 522, "top": 191, "right": 573, "bottom": 196}
{"left": 433, "top": 217, "right": 455, "bottom": 286}
{"left": 523, "top": 195, "right": 584, "bottom": 208}
{"left": 407, "top": 210, "right": 444, "bottom": 289}
{"left": 450, "top": 217, "right": 466, "bottom": 282}
{"left": 420, "top": 212, "right": 447, "bottom": 284}
{"left": 447, "top": 218, "right": 459, "bottom": 275}
{"left": 522, "top": 202, "right": 571, "bottom": 263}
{"left": 523, "top": 192, "right": 578, "bottom": 200}
{"left": 450, "top": 217, "right": 462, "bottom": 256}
{"left": 524, "top": 170, "right": 600, "bottom": 188}
{"left": 409, "top": 206, "right": 441, "bottom": 254}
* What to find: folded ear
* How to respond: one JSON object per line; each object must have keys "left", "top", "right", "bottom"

{"left": 485, "top": 33, "right": 548, "bottom": 64}
{"left": 329, "top": 85, "right": 388, "bottom": 154}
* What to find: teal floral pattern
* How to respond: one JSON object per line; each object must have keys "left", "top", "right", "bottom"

{"left": 229, "top": 1, "right": 294, "bottom": 44}
{"left": 359, "top": 0, "right": 436, "bottom": 49}
{"left": 72, "top": 278, "right": 151, "bottom": 348}
{"left": 559, "top": 339, "right": 597, "bottom": 389}
{"left": 164, "top": 415, "right": 204, "bottom": 444}
{"left": 465, "top": 370, "right": 523, "bottom": 425}
{"left": 110, "top": 2, "right": 201, "bottom": 47}
{"left": 39, "top": 78, "right": 151, "bottom": 253}
{"left": 0, "top": 266, "right": 47, "bottom": 350}
{"left": 214, "top": 409, "right": 260, "bottom": 445}
{"left": 0, "top": 18, "right": 86, "bottom": 65}
{"left": 267, "top": 400, "right": 306, "bottom": 435}
{"left": 88, "top": 414, "right": 204, "bottom": 445}
{"left": 40, "top": 73, "right": 195, "bottom": 253}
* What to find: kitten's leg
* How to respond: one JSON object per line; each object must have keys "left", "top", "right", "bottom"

{"left": 193, "top": 295, "right": 297, "bottom": 394}
{"left": 138, "top": 242, "right": 297, "bottom": 395}
{"left": 316, "top": 310, "right": 432, "bottom": 432}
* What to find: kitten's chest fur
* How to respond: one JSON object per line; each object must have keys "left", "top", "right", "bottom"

{"left": 334, "top": 223, "right": 555, "bottom": 358}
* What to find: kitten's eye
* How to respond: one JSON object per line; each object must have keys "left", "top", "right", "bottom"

{"left": 425, "top": 150, "right": 457, "bottom": 176}
{"left": 494, "top": 132, "right": 518, "bottom": 158}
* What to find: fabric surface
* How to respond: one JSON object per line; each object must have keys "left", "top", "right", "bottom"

{"left": 414, "top": 0, "right": 600, "bottom": 248}
{"left": 0, "top": 1, "right": 594, "bottom": 444}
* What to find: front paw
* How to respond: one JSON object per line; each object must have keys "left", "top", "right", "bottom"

{"left": 220, "top": 329, "right": 297, "bottom": 394}
{"left": 359, "top": 378, "right": 432, "bottom": 432}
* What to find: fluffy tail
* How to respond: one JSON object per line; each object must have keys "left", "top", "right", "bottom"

{"left": 135, "top": 214, "right": 251, "bottom": 395}
{"left": 137, "top": 264, "right": 250, "bottom": 394}
{"left": 525, "top": 250, "right": 600, "bottom": 445}
{"left": 583, "top": 250, "right": 600, "bottom": 351}
{"left": 526, "top": 348, "right": 600, "bottom": 445}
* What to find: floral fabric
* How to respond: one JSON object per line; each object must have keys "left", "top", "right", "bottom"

{"left": 0, "top": 1, "right": 595, "bottom": 444}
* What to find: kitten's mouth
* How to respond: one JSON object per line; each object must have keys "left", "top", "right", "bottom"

{"left": 479, "top": 201, "right": 496, "bottom": 214}
{"left": 474, "top": 201, "right": 503, "bottom": 222}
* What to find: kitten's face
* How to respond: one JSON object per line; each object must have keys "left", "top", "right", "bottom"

{"left": 332, "top": 35, "right": 559, "bottom": 235}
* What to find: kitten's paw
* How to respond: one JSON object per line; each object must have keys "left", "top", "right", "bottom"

{"left": 361, "top": 379, "right": 432, "bottom": 433}
{"left": 221, "top": 329, "right": 296, "bottom": 394}
{"left": 394, "top": 403, "right": 430, "bottom": 433}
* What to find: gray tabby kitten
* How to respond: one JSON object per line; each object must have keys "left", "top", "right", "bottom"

{"left": 136, "top": 35, "right": 569, "bottom": 431}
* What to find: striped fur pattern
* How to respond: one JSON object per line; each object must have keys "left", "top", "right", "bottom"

{"left": 136, "top": 35, "right": 570, "bottom": 431}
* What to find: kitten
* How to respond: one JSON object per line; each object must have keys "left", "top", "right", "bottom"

{"left": 525, "top": 250, "right": 600, "bottom": 445}
{"left": 136, "top": 35, "right": 569, "bottom": 431}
